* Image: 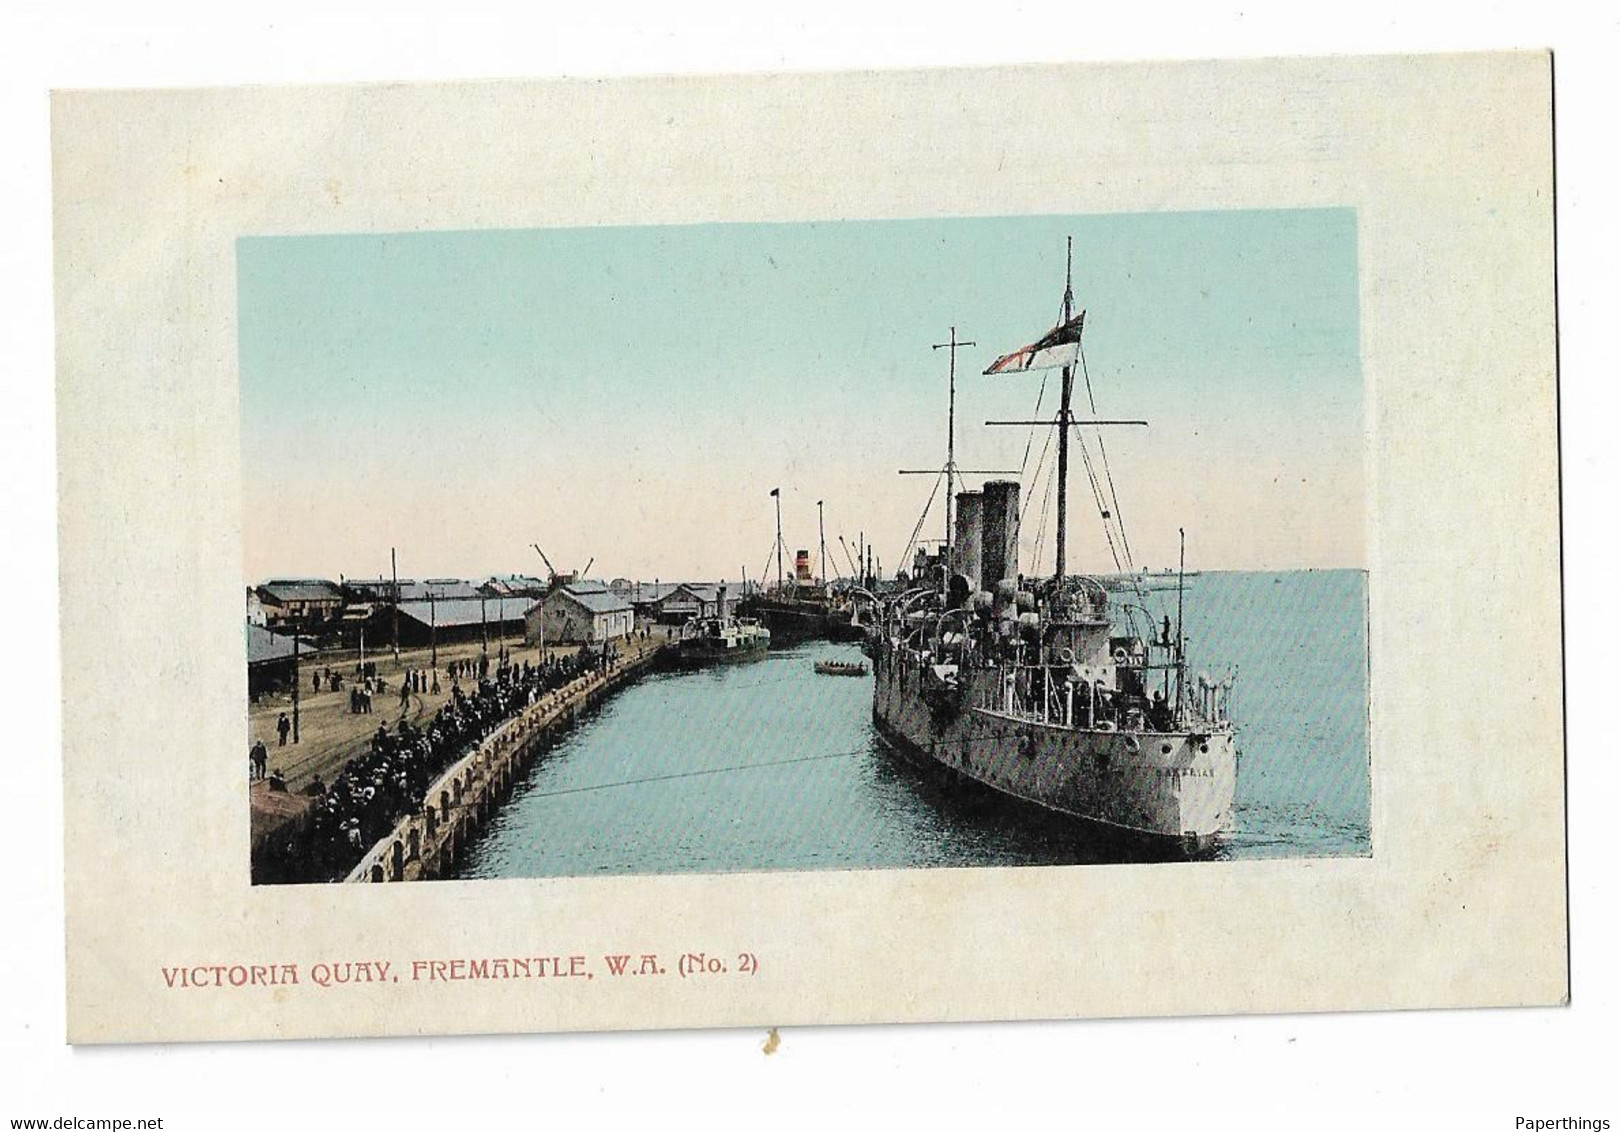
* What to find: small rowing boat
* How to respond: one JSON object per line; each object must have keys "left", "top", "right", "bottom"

{"left": 814, "top": 660, "right": 868, "bottom": 677}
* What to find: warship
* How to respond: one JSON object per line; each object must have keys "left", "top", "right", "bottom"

{"left": 868, "top": 242, "right": 1238, "bottom": 857}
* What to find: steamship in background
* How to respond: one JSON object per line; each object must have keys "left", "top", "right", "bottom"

{"left": 741, "top": 543, "right": 870, "bottom": 645}
{"left": 670, "top": 584, "right": 771, "bottom": 668}
{"left": 867, "top": 241, "right": 1239, "bottom": 857}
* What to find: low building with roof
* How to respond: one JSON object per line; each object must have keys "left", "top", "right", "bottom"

{"left": 246, "top": 588, "right": 268, "bottom": 627}
{"left": 480, "top": 574, "right": 550, "bottom": 598}
{"left": 657, "top": 582, "right": 740, "bottom": 622}
{"left": 398, "top": 578, "right": 482, "bottom": 602}
{"left": 612, "top": 581, "right": 682, "bottom": 622}
{"left": 254, "top": 580, "right": 344, "bottom": 628}
{"left": 342, "top": 577, "right": 483, "bottom": 603}
{"left": 525, "top": 583, "right": 634, "bottom": 646}
{"left": 369, "top": 595, "right": 536, "bottom": 649}
{"left": 342, "top": 577, "right": 406, "bottom": 602}
{"left": 335, "top": 602, "right": 376, "bottom": 648}
{"left": 246, "top": 622, "right": 315, "bottom": 698}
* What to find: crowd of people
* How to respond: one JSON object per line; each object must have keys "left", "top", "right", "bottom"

{"left": 255, "top": 645, "right": 625, "bottom": 883}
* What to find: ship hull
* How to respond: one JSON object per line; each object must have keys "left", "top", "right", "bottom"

{"left": 667, "top": 639, "right": 770, "bottom": 670}
{"left": 872, "top": 653, "right": 1236, "bottom": 858}
{"left": 670, "top": 638, "right": 771, "bottom": 673}
{"left": 825, "top": 610, "right": 867, "bottom": 643}
{"left": 740, "top": 597, "right": 864, "bottom": 644}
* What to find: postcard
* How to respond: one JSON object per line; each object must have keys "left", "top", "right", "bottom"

{"left": 53, "top": 51, "right": 1565, "bottom": 1043}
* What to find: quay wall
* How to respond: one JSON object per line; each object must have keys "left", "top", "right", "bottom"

{"left": 344, "top": 642, "right": 665, "bottom": 883}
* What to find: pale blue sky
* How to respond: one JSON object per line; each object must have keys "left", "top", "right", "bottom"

{"left": 239, "top": 209, "right": 1362, "bottom": 583}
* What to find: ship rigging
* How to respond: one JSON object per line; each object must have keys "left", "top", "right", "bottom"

{"left": 868, "top": 238, "right": 1239, "bottom": 856}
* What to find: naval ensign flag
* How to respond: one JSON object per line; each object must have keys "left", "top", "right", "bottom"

{"left": 983, "top": 311, "right": 1086, "bottom": 374}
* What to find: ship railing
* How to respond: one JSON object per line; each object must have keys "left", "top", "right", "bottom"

{"left": 973, "top": 661, "right": 1188, "bottom": 733}
{"left": 1050, "top": 577, "right": 1111, "bottom": 621}
{"left": 1190, "top": 670, "right": 1237, "bottom": 727}
{"left": 1047, "top": 596, "right": 1109, "bottom": 625}
{"left": 972, "top": 662, "right": 1090, "bottom": 730}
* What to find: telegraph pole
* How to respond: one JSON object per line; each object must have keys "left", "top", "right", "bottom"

{"left": 290, "top": 629, "right": 300, "bottom": 744}
{"left": 390, "top": 547, "right": 400, "bottom": 662}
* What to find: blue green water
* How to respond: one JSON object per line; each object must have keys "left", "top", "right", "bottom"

{"left": 1180, "top": 569, "right": 1371, "bottom": 858}
{"left": 456, "top": 570, "right": 1370, "bottom": 878}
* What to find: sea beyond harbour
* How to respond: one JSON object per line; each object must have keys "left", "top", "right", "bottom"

{"left": 455, "top": 569, "right": 1371, "bottom": 879}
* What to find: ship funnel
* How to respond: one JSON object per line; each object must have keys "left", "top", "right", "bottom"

{"left": 717, "top": 584, "right": 727, "bottom": 615}
{"left": 795, "top": 549, "right": 812, "bottom": 583}
{"left": 980, "top": 480, "right": 1021, "bottom": 595}
{"left": 952, "top": 490, "right": 983, "bottom": 590}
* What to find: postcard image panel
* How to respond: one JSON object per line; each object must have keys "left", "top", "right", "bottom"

{"left": 53, "top": 52, "right": 1564, "bottom": 1042}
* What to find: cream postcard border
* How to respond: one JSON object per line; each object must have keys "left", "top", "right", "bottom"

{"left": 53, "top": 52, "right": 1564, "bottom": 1044}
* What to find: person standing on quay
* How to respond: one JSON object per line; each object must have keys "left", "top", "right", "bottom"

{"left": 276, "top": 712, "right": 290, "bottom": 747}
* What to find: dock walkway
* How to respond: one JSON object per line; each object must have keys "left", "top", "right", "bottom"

{"left": 344, "top": 639, "right": 665, "bottom": 882}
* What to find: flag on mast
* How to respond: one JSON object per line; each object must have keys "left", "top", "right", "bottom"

{"left": 770, "top": 487, "right": 780, "bottom": 497}
{"left": 984, "top": 311, "right": 1086, "bottom": 374}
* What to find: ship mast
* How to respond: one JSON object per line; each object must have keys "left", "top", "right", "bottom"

{"left": 771, "top": 488, "right": 784, "bottom": 595}
{"left": 982, "top": 238, "right": 1147, "bottom": 591}
{"left": 900, "top": 328, "right": 1013, "bottom": 599}
{"left": 817, "top": 499, "right": 827, "bottom": 589}
{"left": 933, "top": 326, "right": 975, "bottom": 596}
{"left": 1176, "top": 526, "right": 1187, "bottom": 724}
{"left": 1055, "top": 238, "right": 1075, "bottom": 588}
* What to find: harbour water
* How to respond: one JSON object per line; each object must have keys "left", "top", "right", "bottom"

{"left": 456, "top": 569, "right": 1369, "bottom": 878}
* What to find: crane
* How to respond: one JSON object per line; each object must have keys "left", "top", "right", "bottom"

{"left": 531, "top": 543, "right": 594, "bottom": 587}
{"left": 531, "top": 543, "right": 559, "bottom": 584}
{"left": 839, "top": 535, "right": 861, "bottom": 579}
